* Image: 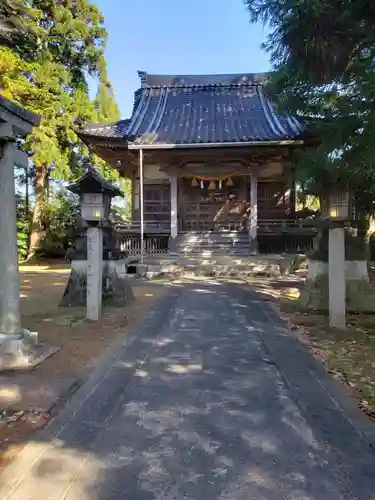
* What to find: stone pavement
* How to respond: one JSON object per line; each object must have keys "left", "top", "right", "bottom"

{"left": 1, "top": 282, "right": 375, "bottom": 499}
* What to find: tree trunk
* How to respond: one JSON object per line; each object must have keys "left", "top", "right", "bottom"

{"left": 27, "top": 164, "right": 45, "bottom": 259}
{"left": 319, "top": 193, "right": 330, "bottom": 217}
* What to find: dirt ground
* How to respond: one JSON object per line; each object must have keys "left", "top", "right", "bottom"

{"left": 0, "top": 261, "right": 169, "bottom": 469}
{"left": 3, "top": 263, "right": 375, "bottom": 468}
{"left": 248, "top": 275, "right": 375, "bottom": 423}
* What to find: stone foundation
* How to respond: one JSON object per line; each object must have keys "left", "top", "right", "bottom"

{"left": 0, "top": 329, "right": 59, "bottom": 371}
{"left": 60, "top": 259, "right": 134, "bottom": 307}
{"left": 298, "top": 259, "right": 375, "bottom": 312}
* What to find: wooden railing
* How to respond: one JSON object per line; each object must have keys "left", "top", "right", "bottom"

{"left": 115, "top": 224, "right": 170, "bottom": 256}
{"left": 114, "top": 218, "right": 319, "bottom": 256}
{"left": 116, "top": 218, "right": 319, "bottom": 235}
{"left": 181, "top": 218, "right": 245, "bottom": 232}
{"left": 258, "top": 219, "right": 319, "bottom": 235}
{"left": 181, "top": 218, "right": 320, "bottom": 234}
{"left": 116, "top": 220, "right": 170, "bottom": 234}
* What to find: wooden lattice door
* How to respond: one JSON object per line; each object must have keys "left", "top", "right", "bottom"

{"left": 143, "top": 184, "right": 171, "bottom": 226}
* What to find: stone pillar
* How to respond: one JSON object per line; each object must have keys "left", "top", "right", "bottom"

{"left": 170, "top": 172, "right": 178, "bottom": 239}
{"left": 86, "top": 226, "right": 103, "bottom": 321}
{"left": 329, "top": 226, "right": 346, "bottom": 328}
{"left": 249, "top": 173, "right": 258, "bottom": 254}
{"left": 0, "top": 140, "right": 21, "bottom": 334}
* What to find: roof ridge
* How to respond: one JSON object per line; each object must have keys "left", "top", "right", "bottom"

{"left": 142, "top": 82, "right": 265, "bottom": 89}
{"left": 138, "top": 71, "right": 269, "bottom": 89}
{"left": 82, "top": 118, "right": 130, "bottom": 130}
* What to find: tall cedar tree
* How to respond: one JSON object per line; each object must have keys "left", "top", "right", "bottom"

{"left": 245, "top": 0, "right": 375, "bottom": 235}
{"left": 0, "top": 0, "right": 117, "bottom": 257}
{"left": 93, "top": 82, "right": 132, "bottom": 216}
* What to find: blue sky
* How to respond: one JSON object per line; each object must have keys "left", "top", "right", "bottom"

{"left": 95, "top": 0, "right": 270, "bottom": 118}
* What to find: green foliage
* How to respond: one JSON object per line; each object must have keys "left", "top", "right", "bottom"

{"left": 118, "top": 177, "right": 132, "bottom": 220}
{"left": 0, "top": 1, "right": 122, "bottom": 257}
{"left": 0, "top": 0, "right": 113, "bottom": 183}
{"left": 90, "top": 82, "right": 121, "bottom": 181}
{"left": 95, "top": 82, "right": 120, "bottom": 122}
{"left": 15, "top": 191, "right": 30, "bottom": 261}
{"left": 17, "top": 220, "right": 29, "bottom": 261}
{"left": 36, "top": 191, "right": 80, "bottom": 259}
{"left": 244, "top": 0, "right": 375, "bottom": 224}
{"left": 0, "top": 1, "right": 25, "bottom": 40}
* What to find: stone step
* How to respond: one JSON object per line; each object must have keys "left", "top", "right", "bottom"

{"left": 134, "top": 254, "right": 306, "bottom": 280}
{"left": 169, "top": 231, "right": 251, "bottom": 258}
{"left": 174, "top": 248, "right": 250, "bottom": 253}
{"left": 172, "top": 239, "right": 250, "bottom": 246}
{"left": 175, "top": 249, "right": 250, "bottom": 254}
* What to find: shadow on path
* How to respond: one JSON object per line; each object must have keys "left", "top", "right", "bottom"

{"left": 1, "top": 282, "right": 375, "bottom": 499}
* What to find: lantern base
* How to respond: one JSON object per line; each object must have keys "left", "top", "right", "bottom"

{"left": 297, "top": 259, "right": 375, "bottom": 312}
{"left": 0, "top": 329, "right": 59, "bottom": 371}
{"left": 60, "top": 259, "right": 134, "bottom": 307}
{"left": 66, "top": 226, "right": 126, "bottom": 262}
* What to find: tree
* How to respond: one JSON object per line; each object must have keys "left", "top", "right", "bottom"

{"left": 91, "top": 81, "right": 121, "bottom": 181}
{"left": 95, "top": 82, "right": 120, "bottom": 122}
{"left": 0, "top": 0, "right": 25, "bottom": 38}
{"left": 244, "top": 0, "right": 375, "bottom": 238}
{"left": 0, "top": 1, "right": 115, "bottom": 258}
{"left": 92, "top": 82, "right": 132, "bottom": 210}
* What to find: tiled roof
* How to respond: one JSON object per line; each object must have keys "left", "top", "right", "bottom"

{"left": 78, "top": 72, "right": 306, "bottom": 147}
{"left": 78, "top": 119, "right": 130, "bottom": 139}
{"left": 137, "top": 71, "right": 269, "bottom": 87}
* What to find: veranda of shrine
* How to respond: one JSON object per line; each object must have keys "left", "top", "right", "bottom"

{"left": 78, "top": 71, "right": 318, "bottom": 255}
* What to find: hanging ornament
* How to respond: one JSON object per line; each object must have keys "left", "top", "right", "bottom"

{"left": 191, "top": 177, "right": 198, "bottom": 187}
{"left": 208, "top": 180, "right": 216, "bottom": 191}
{"left": 200, "top": 179, "right": 204, "bottom": 189}
{"left": 219, "top": 179, "right": 222, "bottom": 190}
{"left": 226, "top": 177, "right": 234, "bottom": 187}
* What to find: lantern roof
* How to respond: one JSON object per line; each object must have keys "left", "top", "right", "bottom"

{"left": 68, "top": 164, "right": 123, "bottom": 197}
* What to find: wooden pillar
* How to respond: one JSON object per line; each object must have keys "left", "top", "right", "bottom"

{"left": 133, "top": 172, "right": 140, "bottom": 216}
{"left": 131, "top": 172, "right": 139, "bottom": 222}
{"left": 249, "top": 173, "right": 258, "bottom": 254}
{"left": 170, "top": 172, "right": 178, "bottom": 239}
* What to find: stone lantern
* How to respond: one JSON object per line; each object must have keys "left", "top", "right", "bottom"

{"left": 329, "top": 190, "right": 350, "bottom": 220}
{"left": 298, "top": 186, "right": 375, "bottom": 321}
{"left": 60, "top": 165, "right": 133, "bottom": 315}
{"left": 69, "top": 165, "right": 120, "bottom": 224}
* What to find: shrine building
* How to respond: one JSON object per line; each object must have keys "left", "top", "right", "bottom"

{"left": 78, "top": 71, "right": 316, "bottom": 255}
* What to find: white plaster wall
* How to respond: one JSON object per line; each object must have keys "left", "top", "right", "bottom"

{"left": 144, "top": 164, "right": 169, "bottom": 184}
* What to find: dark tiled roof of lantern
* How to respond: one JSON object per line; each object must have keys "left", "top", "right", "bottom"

{"left": 78, "top": 71, "right": 307, "bottom": 147}
{"left": 68, "top": 164, "right": 123, "bottom": 197}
